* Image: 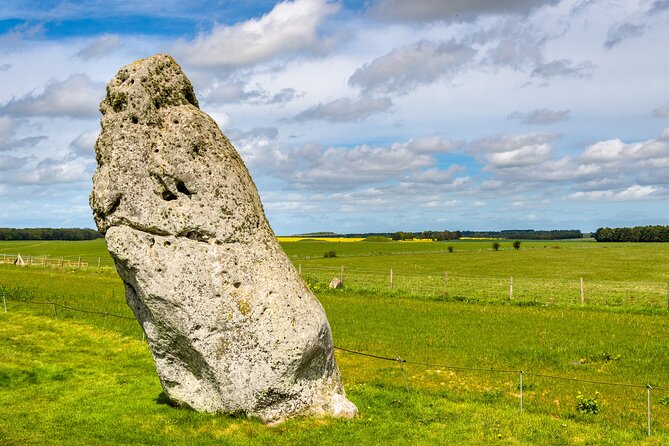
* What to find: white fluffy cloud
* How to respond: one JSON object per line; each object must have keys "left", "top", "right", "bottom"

{"left": 569, "top": 185, "right": 657, "bottom": 201}
{"left": 369, "top": 0, "right": 560, "bottom": 22}
{"left": 16, "top": 156, "right": 91, "bottom": 185}
{"left": 0, "top": 116, "right": 13, "bottom": 137}
{"left": 604, "top": 23, "right": 645, "bottom": 49}
{"left": 76, "top": 34, "right": 120, "bottom": 59}
{"left": 581, "top": 134, "right": 669, "bottom": 165}
{"left": 0, "top": 154, "right": 29, "bottom": 171}
{"left": 69, "top": 130, "right": 98, "bottom": 155}
{"left": 531, "top": 59, "right": 595, "bottom": 79}
{"left": 653, "top": 104, "right": 669, "bottom": 117}
{"left": 172, "top": 0, "right": 339, "bottom": 68}
{"left": 0, "top": 74, "right": 103, "bottom": 119}
{"left": 348, "top": 39, "right": 476, "bottom": 95}
{"left": 232, "top": 129, "right": 461, "bottom": 190}
{"left": 0, "top": 116, "right": 47, "bottom": 151}
{"left": 486, "top": 144, "right": 552, "bottom": 168}
{"left": 203, "top": 81, "right": 297, "bottom": 105}
{"left": 508, "top": 108, "right": 569, "bottom": 125}
{"left": 293, "top": 96, "right": 392, "bottom": 122}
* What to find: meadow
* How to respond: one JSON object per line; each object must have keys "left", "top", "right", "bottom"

{"left": 1, "top": 238, "right": 669, "bottom": 444}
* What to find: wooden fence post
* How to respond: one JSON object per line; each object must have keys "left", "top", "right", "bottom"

{"left": 60, "top": 256, "right": 64, "bottom": 267}
{"left": 78, "top": 256, "right": 81, "bottom": 269}
{"left": 580, "top": 277, "right": 585, "bottom": 305}
{"left": 298, "top": 264, "right": 302, "bottom": 274}
{"left": 390, "top": 269, "right": 394, "bottom": 291}
{"left": 340, "top": 265, "right": 345, "bottom": 284}
{"left": 97, "top": 257, "right": 101, "bottom": 268}
{"left": 509, "top": 276, "right": 514, "bottom": 300}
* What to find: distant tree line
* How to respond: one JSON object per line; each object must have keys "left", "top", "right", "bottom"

{"left": 0, "top": 228, "right": 103, "bottom": 241}
{"left": 290, "top": 229, "right": 584, "bottom": 241}
{"left": 390, "top": 230, "right": 461, "bottom": 241}
{"left": 461, "top": 230, "right": 583, "bottom": 240}
{"left": 291, "top": 231, "right": 461, "bottom": 240}
{"left": 292, "top": 231, "right": 338, "bottom": 237}
{"left": 594, "top": 226, "right": 669, "bottom": 242}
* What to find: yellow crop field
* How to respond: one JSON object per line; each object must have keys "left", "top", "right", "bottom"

{"left": 276, "top": 237, "right": 366, "bottom": 243}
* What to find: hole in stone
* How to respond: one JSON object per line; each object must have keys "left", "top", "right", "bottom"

{"left": 154, "top": 149, "right": 159, "bottom": 153}
{"left": 185, "top": 230, "right": 209, "bottom": 242}
{"left": 176, "top": 180, "right": 192, "bottom": 196}
{"left": 164, "top": 241, "right": 171, "bottom": 246}
{"left": 162, "top": 190, "right": 177, "bottom": 201}
{"left": 154, "top": 100, "right": 161, "bottom": 109}
{"left": 131, "top": 116, "right": 139, "bottom": 124}
{"left": 173, "top": 119, "right": 179, "bottom": 124}
{"left": 107, "top": 194, "right": 122, "bottom": 215}
{"left": 233, "top": 282, "right": 241, "bottom": 288}
{"left": 184, "top": 88, "right": 196, "bottom": 106}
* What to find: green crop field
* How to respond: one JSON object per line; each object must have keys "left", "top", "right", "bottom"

{"left": 1, "top": 239, "right": 669, "bottom": 444}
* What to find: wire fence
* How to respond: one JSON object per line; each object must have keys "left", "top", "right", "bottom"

{"left": 2, "top": 252, "right": 669, "bottom": 309}
{"left": 1, "top": 293, "right": 667, "bottom": 436}
{"left": 0, "top": 252, "right": 117, "bottom": 268}
{"left": 298, "top": 264, "right": 669, "bottom": 309}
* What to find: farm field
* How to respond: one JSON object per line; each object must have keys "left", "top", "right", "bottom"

{"left": 2, "top": 238, "right": 668, "bottom": 308}
{"left": 1, "top": 239, "right": 669, "bottom": 444}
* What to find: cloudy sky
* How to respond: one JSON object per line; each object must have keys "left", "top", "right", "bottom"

{"left": 1, "top": 0, "right": 668, "bottom": 234}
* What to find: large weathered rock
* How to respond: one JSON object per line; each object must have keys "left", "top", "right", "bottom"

{"left": 90, "top": 54, "right": 357, "bottom": 423}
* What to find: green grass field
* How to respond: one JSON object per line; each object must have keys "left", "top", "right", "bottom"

{"left": 1, "top": 239, "right": 669, "bottom": 444}
{"left": 2, "top": 238, "right": 668, "bottom": 308}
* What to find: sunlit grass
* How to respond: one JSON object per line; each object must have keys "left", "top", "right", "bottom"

{"left": 2, "top": 291, "right": 669, "bottom": 444}
{"left": 2, "top": 238, "right": 669, "bottom": 443}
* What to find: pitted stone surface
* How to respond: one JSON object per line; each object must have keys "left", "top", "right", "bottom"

{"left": 90, "top": 54, "right": 357, "bottom": 423}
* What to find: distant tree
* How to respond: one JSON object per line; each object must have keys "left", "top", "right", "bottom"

{"left": 492, "top": 241, "right": 500, "bottom": 251}
{"left": 461, "top": 229, "right": 582, "bottom": 240}
{"left": 447, "top": 245, "right": 454, "bottom": 253}
{"left": 513, "top": 240, "right": 521, "bottom": 250}
{"left": 594, "top": 225, "right": 669, "bottom": 242}
{"left": 323, "top": 250, "right": 337, "bottom": 258}
{"left": 0, "top": 227, "right": 103, "bottom": 241}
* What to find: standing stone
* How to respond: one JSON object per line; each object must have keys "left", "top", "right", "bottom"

{"left": 90, "top": 54, "right": 357, "bottom": 423}
{"left": 329, "top": 278, "right": 342, "bottom": 289}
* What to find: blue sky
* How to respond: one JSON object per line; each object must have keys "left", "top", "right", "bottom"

{"left": 0, "top": 0, "right": 668, "bottom": 234}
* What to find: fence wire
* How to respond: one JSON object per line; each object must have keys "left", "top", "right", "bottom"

{"left": 2, "top": 295, "right": 666, "bottom": 436}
